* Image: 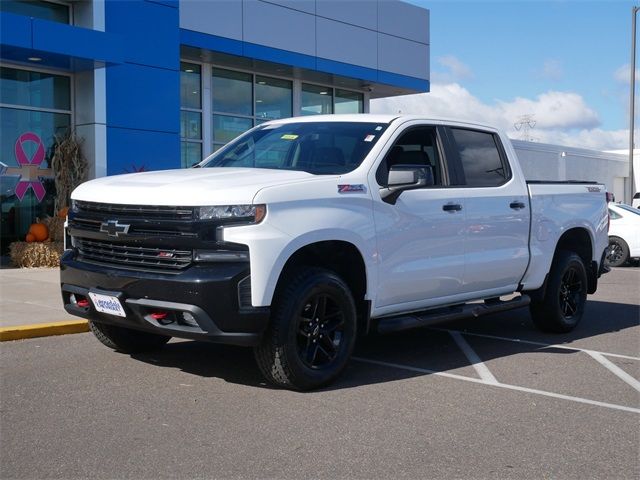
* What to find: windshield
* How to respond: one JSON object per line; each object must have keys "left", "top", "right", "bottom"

{"left": 617, "top": 204, "right": 640, "bottom": 216}
{"left": 200, "top": 121, "right": 388, "bottom": 175}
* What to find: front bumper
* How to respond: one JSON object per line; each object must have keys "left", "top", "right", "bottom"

{"left": 60, "top": 250, "right": 269, "bottom": 346}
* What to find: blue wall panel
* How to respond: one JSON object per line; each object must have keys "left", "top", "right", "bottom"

{"left": 0, "top": 13, "right": 31, "bottom": 49}
{"left": 107, "top": 127, "right": 181, "bottom": 175}
{"left": 106, "top": 0, "right": 179, "bottom": 70}
{"left": 32, "top": 19, "right": 124, "bottom": 65}
{"left": 106, "top": 63, "right": 179, "bottom": 133}
{"left": 105, "top": 0, "right": 180, "bottom": 174}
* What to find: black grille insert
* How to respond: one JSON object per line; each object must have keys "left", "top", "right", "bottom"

{"left": 74, "top": 201, "right": 194, "bottom": 220}
{"left": 76, "top": 238, "right": 192, "bottom": 272}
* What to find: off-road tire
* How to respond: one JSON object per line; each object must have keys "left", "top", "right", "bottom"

{"left": 89, "top": 320, "right": 170, "bottom": 353}
{"left": 254, "top": 268, "right": 357, "bottom": 390}
{"left": 530, "top": 250, "right": 588, "bottom": 333}
{"left": 606, "top": 236, "right": 630, "bottom": 268}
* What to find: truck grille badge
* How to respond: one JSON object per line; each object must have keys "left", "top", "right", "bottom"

{"left": 100, "top": 220, "right": 130, "bottom": 237}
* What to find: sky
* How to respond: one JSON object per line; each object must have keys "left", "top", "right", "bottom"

{"left": 371, "top": 0, "right": 638, "bottom": 150}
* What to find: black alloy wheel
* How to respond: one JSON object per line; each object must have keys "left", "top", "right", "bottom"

{"left": 529, "top": 250, "right": 588, "bottom": 333}
{"left": 254, "top": 268, "right": 357, "bottom": 390}
{"left": 606, "top": 236, "right": 629, "bottom": 267}
{"left": 558, "top": 266, "right": 583, "bottom": 319}
{"left": 297, "top": 293, "right": 345, "bottom": 369}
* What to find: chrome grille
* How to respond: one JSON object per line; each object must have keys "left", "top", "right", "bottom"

{"left": 75, "top": 239, "right": 192, "bottom": 272}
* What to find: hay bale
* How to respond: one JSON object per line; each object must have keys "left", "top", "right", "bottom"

{"left": 9, "top": 241, "right": 64, "bottom": 268}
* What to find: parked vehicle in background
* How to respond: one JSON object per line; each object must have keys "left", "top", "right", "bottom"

{"left": 60, "top": 115, "right": 610, "bottom": 390}
{"left": 606, "top": 202, "right": 640, "bottom": 267}
{"left": 632, "top": 192, "right": 640, "bottom": 209}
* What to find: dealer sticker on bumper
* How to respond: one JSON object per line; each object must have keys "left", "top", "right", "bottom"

{"left": 88, "top": 292, "right": 126, "bottom": 317}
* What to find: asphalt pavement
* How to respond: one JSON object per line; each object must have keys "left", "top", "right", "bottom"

{"left": 1, "top": 267, "right": 639, "bottom": 479}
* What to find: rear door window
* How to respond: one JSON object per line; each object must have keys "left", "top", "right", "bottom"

{"left": 449, "top": 128, "right": 510, "bottom": 187}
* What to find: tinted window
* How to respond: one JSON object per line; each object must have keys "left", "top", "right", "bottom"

{"left": 377, "top": 127, "right": 442, "bottom": 186}
{"left": 451, "top": 128, "right": 509, "bottom": 187}
{"left": 608, "top": 208, "right": 622, "bottom": 220}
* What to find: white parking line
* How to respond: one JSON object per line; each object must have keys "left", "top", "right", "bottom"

{"left": 585, "top": 350, "right": 640, "bottom": 393}
{"left": 352, "top": 357, "right": 640, "bottom": 414}
{"left": 429, "top": 327, "right": 640, "bottom": 361}
{"left": 449, "top": 331, "right": 498, "bottom": 385}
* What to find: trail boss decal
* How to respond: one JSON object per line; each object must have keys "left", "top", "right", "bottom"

{"left": 587, "top": 186, "right": 602, "bottom": 193}
{"left": 338, "top": 184, "right": 366, "bottom": 193}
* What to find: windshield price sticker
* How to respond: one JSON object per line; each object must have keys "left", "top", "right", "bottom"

{"left": 88, "top": 292, "right": 127, "bottom": 317}
{"left": 364, "top": 134, "right": 376, "bottom": 142}
{"left": 281, "top": 134, "right": 299, "bottom": 140}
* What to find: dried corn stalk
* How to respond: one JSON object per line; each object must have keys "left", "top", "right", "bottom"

{"left": 51, "top": 130, "right": 88, "bottom": 212}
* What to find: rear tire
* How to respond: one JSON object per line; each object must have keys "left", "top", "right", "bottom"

{"left": 530, "top": 250, "right": 588, "bottom": 333}
{"left": 89, "top": 320, "right": 170, "bottom": 353}
{"left": 606, "top": 236, "right": 629, "bottom": 267}
{"left": 254, "top": 268, "right": 357, "bottom": 391}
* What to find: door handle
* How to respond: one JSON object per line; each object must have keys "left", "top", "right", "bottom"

{"left": 442, "top": 203, "right": 462, "bottom": 212}
{"left": 510, "top": 201, "right": 526, "bottom": 210}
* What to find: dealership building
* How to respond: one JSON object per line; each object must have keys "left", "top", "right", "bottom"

{"left": 0, "top": 0, "right": 430, "bottom": 254}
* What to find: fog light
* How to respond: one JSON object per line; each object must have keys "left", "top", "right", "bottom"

{"left": 181, "top": 312, "right": 199, "bottom": 328}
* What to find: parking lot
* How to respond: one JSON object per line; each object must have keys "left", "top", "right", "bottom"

{"left": 1, "top": 267, "right": 638, "bottom": 479}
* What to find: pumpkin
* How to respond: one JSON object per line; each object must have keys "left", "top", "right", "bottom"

{"left": 25, "top": 233, "right": 36, "bottom": 243}
{"left": 27, "top": 223, "right": 49, "bottom": 242}
{"left": 58, "top": 207, "right": 69, "bottom": 218}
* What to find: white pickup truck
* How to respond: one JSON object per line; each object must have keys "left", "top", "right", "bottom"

{"left": 61, "top": 115, "right": 610, "bottom": 390}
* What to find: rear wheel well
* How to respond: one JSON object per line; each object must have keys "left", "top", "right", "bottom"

{"left": 276, "top": 241, "right": 369, "bottom": 334}
{"left": 555, "top": 228, "right": 597, "bottom": 293}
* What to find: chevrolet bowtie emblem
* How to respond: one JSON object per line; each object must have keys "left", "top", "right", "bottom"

{"left": 100, "top": 220, "right": 130, "bottom": 237}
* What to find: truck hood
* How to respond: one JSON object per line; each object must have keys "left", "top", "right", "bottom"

{"left": 72, "top": 168, "right": 322, "bottom": 206}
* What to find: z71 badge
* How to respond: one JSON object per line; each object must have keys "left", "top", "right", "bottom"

{"left": 338, "top": 184, "right": 366, "bottom": 193}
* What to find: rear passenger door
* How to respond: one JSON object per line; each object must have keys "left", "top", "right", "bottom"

{"left": 443, "top": 127, "right": 530, "bottom": 295}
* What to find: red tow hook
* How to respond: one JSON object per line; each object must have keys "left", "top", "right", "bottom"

{"left": 150, "top": 312, "right": 168, "bottom": 320}
{"left": 76, "top": 298, "right": 89, "bottom": 308}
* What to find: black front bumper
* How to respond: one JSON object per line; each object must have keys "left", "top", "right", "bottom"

{"left": 60, "top": 251, "right": 269, "bottom": 346}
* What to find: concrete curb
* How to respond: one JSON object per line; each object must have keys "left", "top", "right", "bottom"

{"left": 0, "top": 320, "right": 89, "bottom": 342}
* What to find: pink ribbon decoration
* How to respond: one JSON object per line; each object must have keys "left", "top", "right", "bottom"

{"left": 14, "top": 132, "right": 47, "bottom": 202}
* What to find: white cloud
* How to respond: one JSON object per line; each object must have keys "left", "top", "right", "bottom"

{"left": 614, "top": 64, "right": 640, "bottom": 84}
{"left": 371, "top": 83, "right": 626, "bottom": 150}
{"left": 431, "top": 55, "right": 474, "bottom": 83}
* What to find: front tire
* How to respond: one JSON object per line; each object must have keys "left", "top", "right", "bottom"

{"left": 530, "top": 250, "right": 588, "bottom": 333}
{"left": 254, "top": 268, "right": 357, "bottom": 390}
{"left": 89, "top": 320, "right": 170, "bottom": 353}
{"left": 606, "top": 236, "right": 630, "bottom": 267}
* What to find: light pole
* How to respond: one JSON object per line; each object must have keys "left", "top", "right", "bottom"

{"left": 629, "top": 6, "right": 639, "bottom": 204}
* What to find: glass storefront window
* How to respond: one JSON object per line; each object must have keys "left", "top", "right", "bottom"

{"left": 0, "top": 0, "right": 70, "bottom": 24}
{"left": 0, "top": 66, "right": 71, "bottom": 256}
{"left": 335, "top": 89, "right": 363, "bottom": 114}
{"left": 180, "top": 62, "right": 202, "bottom": 168}
{"left": 180, "top": 111, "right": 201, "bottom": 140}
{"left": 213, "top": 115, "right": 253, "bottom": 144}
{"left": 180, "top": 142, "right": 202, "bottom": 169}
{"left": 0, "top": 68, "right": 71, "bottom": 111}
{"left": 301, "top": 83, "right": 333, "bottom": 116}
{"left": 212, "top": 68, "right": 252, "bottom": 116}
{"left": 180, "top": 62, "right": 201, "bottom": 110}
{"left": 255, "top": 76, "right": 292, "bottom": 121}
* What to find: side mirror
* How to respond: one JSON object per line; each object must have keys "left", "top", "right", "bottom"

{"left": 380, "top": 164, "right": 434, "bottom": 204}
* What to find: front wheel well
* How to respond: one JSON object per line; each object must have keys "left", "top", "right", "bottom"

{"left": 275, "top": 241, "right": 369, "bottom": 334}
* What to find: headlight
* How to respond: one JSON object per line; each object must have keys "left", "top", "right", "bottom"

{"left": 195, "top": 204, "right": 266, "bottom": 223}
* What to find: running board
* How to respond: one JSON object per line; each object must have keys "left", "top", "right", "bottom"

{"left": 374, "top": 295, "right": 531, "bottom": 334}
